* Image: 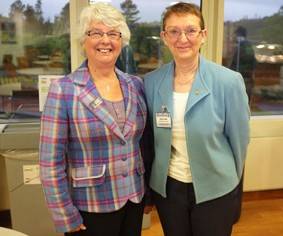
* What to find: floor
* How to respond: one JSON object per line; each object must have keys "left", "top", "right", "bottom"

{"left": 1, "top": 191, "right": 283, "bottom": 236}
{"left": 142, "top": 190, "right": 283, "bottom": 236}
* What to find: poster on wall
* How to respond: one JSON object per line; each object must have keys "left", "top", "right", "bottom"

{"left": 38, "top": 75, "right": 62, "bottom": 111}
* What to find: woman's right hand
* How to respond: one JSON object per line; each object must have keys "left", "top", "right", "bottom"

{"left": 69, "top": 224, "right": 87, "bottom": 233}
{"left": 144, "top": 205, "right": 153, "bottom": 214}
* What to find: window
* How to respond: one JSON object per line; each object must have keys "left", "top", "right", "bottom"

{"left": 0, "top": 0, "right": 70, "bottom": 118}
{"left": 0, "top": 0, "right": 202, "bottom": 120}
{"left": 89, "top": 0, "right": 201, "bottom": 75}
{"left": 1, "top": 22, "right": 16, "bottom": 44}
{"left": 222, "top": 0, "right": 283, "bottom": 115}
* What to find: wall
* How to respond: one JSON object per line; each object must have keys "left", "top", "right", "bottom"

{"left": 0, "top": 158, "right": 10, "bottom": 210}
{"left": 244, "top": 117, "right": 283, "bottom": 191}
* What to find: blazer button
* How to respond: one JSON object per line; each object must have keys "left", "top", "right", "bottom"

{"left": 122, "top": 172, "right": 128, "bottom": 177}
{"left": 120, "top": 140, "right": 126, "bottom": 145}
{"left": 122, "top": 157, "right": 127, "bottom": 161}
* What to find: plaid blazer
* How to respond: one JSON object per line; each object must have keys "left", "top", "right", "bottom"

{"left": 39, "top": 61, "right": 147, "bottom": 233}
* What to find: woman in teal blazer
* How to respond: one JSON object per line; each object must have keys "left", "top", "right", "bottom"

{"left": 144, "top": 3, "right": 250, "bottom": 236}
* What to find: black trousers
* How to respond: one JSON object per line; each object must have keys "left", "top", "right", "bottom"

{"left": 65, "top": 200, "right": 144, "bottom": 236}
{"left": 152, "top": 177, "right": 239, "bottom": 236}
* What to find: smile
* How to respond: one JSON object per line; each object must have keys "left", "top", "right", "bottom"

{"left": 177, "top": 45, "right": 191, "bottom": 49}
{"left": 97, "top": 49, "right": 112, "bottom": 53}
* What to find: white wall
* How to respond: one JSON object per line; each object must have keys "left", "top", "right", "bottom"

{"left": 244, "top": 117, "right": 283, "bottom": 191}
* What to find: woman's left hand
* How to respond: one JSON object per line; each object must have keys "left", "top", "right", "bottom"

{"left": 69, "top": 224, "right": 87, "bottom": 233}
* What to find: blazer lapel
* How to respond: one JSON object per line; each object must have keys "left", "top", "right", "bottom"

{"left": 154, "top": 59, "right": 210, "bottom": 115}
{"left": 185, "top": 60, "right": 210, "bottom": 114}
{"left": 75, "top": 68, "right": 125, "bottom": 141}
{"left": 157, "top": 62, "right": 174, "bottom": 113}
{"left": 116, "top": 70, "right": 137, "bottom": 138}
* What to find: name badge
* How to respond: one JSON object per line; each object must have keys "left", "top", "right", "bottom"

{"left": 156, "top": 106, "right": 171, "bottom": 128}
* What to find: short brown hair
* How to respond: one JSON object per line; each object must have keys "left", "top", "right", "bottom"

{"left": 162, "top": 2, "right": 205, "bottom": 30}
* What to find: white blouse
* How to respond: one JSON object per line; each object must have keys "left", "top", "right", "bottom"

{"left": 168, "top": 91, "right": 192, "bottom": 183}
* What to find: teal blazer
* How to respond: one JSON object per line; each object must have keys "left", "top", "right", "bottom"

{"left": 144, "top": 56, "right": 250, "bottom": 203}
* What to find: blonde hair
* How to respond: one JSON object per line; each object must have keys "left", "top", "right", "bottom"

{"left": 79, "top": 2, "right": 130, "bottom": 53}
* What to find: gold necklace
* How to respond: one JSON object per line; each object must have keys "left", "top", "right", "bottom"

{"left": 93, "top": 75, "right": 118, "bottom": 90}
{"left": 175, "top": 77, "right": 195, "bottom": 85}
{"left": 96, "top": 81, "right": 116, "bottom": 94}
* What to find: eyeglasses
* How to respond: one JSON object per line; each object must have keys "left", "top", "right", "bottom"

{"left": 164, "top": 27, "right": 203, "bottom": 40}
{"left": 85, "top": 30, "right": 122, "bottom": 40}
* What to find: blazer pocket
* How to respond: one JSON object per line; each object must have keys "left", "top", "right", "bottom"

{"left": 135, "top": 161, "right": 145, "bottom": 176}
{"left": 71, "top": 165, "right": 106, "bottom": 188}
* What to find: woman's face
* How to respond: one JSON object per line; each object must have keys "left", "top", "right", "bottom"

{"left": 161, "top": 13, "right": 207, "bottom": 63}
{"left": 83, "top": 21, "right": 122, "bottom": 68}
